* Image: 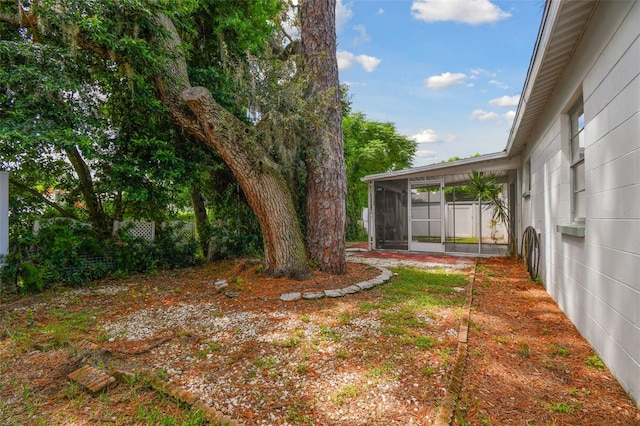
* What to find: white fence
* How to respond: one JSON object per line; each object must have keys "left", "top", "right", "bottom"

{"left": 446, "top": 202, "right": 507, "bottom": 242}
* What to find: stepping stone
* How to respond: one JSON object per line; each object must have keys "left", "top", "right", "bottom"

{"left": 302, "top": 291, "right": 324, "bottom": 300}
{"left": 341, "top": 285, "right": 361, "bottom": 294}
{"left": 324, "top": 289, "right": 345, "bottom": 298}
{"left": 378, "top": 270, "right": 393, "bottom": 280}
{"left": 280, "top": 292, "right": 301, "bottom": 301}
{"left": 68, "top": 365, "right": 116, "bottom": 393}
{"left": 356, "top": 280, "right": 376, "bottom": 290}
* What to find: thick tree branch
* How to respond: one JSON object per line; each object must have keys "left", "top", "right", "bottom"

{"left": 64, "top": 146, "right": 108, "bottom": 235}
{"left": 0, "top": 6, "right": 40, "bottom": 41}
{"left": 150, "top": 14, "right": 206, "bottom": 141}
{"left": 8, "top": 178, "right": 79, "bottom": 220}
{"left": 181, "top": 86, "right": 281, "bottom": 177}
{"left": 0, "top": 14, "right": 21, "bottom": 27}
{"left": 269, "top": 38, "right": 302, "bottom": 61}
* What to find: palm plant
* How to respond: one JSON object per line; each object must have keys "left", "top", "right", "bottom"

{"left": 466, "top": 171, "right": 517, "bottom": 256}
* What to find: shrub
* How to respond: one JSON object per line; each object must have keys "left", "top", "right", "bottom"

{"left": 1, "top": 218, "right": 198, "bottom": 294}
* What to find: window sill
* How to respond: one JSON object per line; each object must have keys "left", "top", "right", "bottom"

{"left": 556, "top": 223, "right": 585, "bottom": 238}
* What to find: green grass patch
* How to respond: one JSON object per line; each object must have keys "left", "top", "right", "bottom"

{"left": 332, "top": 383, "right": 359, "bottom": 405}
{"left": 365, "top": 362, "right": 396, "bottom": 379}
{"left": 550, "top": 344, "right": 570, "bottom": 357}
{"left": 384, "top": 267, "right": 467, "bottom": 308}
{"left": 368, "top": 267, "right": 468, "bottom": 351}
{"left": 413, "top": 335, "right": 435, "bottom": 349}
{"left": 585, "top": 354, "right": 604, "bottom": 370}
{"left": 546, "top": 400, "right": 581, "bottom": 414}
{"left": 318, "top": 325, "right": 341, "bottom": 343}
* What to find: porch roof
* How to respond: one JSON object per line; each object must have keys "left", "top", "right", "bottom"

{"left": 361, "top": 151, "right": 519, "bottom": 186}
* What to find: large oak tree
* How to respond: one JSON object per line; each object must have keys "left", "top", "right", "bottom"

{"left": 1, "top": 0, "right": 347, "bottom": 279}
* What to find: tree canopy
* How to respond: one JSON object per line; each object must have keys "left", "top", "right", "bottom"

{"left": 343, "top": 112, "right": 416, "bottom": 239}
{"left": 1, "top": 0, "right": 347, "bottom": 280}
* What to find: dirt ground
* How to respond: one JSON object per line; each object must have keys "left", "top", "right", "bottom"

{"left": 0, "top": 254, "right": 638, "bottom": 425}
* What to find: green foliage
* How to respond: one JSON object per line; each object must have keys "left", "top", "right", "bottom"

{"left": 1, "top": 0, "right": 275, "bottom": 260}
{"left": 1, "top": 219, "right": 197, "bottom": 293}
{"left": 207, "top": 182, "right": 263, "bottom": 260}
{"left": 343, "top": 112, "right": 417, "bottom": 239}
{"left": 153, "top": 222, "right": 198, "bottom": 269}
{"left": 16, "top": 261, "right": 45, "bottom": 294}
{"left": 466, "top": 170, "right": 517, "bottom": 255}
{"left": 585, "top": 354, "right": 604, "bottom": 370}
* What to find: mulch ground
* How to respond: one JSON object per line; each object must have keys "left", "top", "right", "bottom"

{"left": 455, "top": 257, "right": 640, "bottom": 425}
{"left": 0, "top": 254, "right": 638, "bottom": 425}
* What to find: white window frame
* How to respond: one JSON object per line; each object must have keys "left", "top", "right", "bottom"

{"left": 569, "top": 99, "right": 585, "bottom": 221}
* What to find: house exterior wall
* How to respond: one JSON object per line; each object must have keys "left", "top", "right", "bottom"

{"left": 520, "top": 1, "right": 640, "bottom": 405}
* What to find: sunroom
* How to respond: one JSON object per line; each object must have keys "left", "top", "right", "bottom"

{"left": 362, "top": 152, "right": 520, "bottom": 256}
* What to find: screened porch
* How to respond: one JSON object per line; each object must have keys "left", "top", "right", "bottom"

{"left": 363, "top": 153, "right": 519, "bottom": 256}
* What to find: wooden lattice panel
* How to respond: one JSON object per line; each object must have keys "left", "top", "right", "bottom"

{"left": 112, "top": 221, "right": 155, "bottom": 242}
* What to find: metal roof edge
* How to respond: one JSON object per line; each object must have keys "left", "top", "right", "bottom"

{"left": 361, "top": 151, "right": 509, "bottom": 182}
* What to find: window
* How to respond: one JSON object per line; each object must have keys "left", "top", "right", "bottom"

{"left": 570, "top": 99, "right": 585, "bottom": 221}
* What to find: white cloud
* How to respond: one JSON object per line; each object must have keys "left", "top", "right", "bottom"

{"left": 336, "top": 0, "right": 353, "bottom": 33}
{"left": 505, "top": 110, "right": 516, "bottom": 123}
{"left": 470, "top": 109, "right": 515, "bottom": 122}
{"left": 471, "top": 68, "right": 497, "bottom": 78}
{"left": 411, "top": 0, "right": 511, "bottom": 25}
{"left": 489, "top": 95, "right": 520, "bottom": 107}
{"left": 411, "top": 129, "right": 439, "bottom": 143}
{"left": 377, "top": 8, "right": 384, "bottom": 15}
{"left": 470, "top": 109, "right": 501, "bottom": 121}
{"left": 357, "top": 54, "right": 381, "bottom": 72}
{"left": 353, "top": 24, "right": 371, "bottom": 45}
{"left": 489, "top": 79, "right": 509, "bottom": 89}
{"left": 443, "top": 133, "right": 456, "bottom": 142}
{"left": 425, "top": 72, "right": 467, "bottom": 89}
{"left": 337, "top": 51, "right": 354, "bottom": 70}
{"left": 337, "top": 51, "right": 381, "bottom": 72}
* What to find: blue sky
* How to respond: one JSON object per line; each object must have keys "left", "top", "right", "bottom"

{"left": 335, "top": 0, "right": 544, "bottom": 166}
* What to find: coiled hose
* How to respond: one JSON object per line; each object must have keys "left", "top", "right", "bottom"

{"left": 521, "top": 226, "right": 540, "bottom": 280}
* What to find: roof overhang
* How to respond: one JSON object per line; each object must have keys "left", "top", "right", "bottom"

{"left": 505, "top": 0, "right": 597, "bottom": 156}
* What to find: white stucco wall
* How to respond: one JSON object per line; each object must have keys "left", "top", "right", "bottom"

{"left": 521, "top": 1, "right": 640, "bottom": 406}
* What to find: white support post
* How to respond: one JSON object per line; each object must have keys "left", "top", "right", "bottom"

{"left": 478, "top": 198, "right": 482, "bottom": 254}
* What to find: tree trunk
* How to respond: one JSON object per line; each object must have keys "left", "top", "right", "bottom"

{"left": 181, "top": 86, "right": 310, "bottom": 279}
{"left": 189, "top": 184, "right": 210, "bottom": 255}
{"left": 300, "top": 0, "right": 347, "bottom": 274}
{"left": 65, "top": 146, "right": 110, "bottom": 237}
{"left": 148, "top": 14, "right": 310, "bottom": 279}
